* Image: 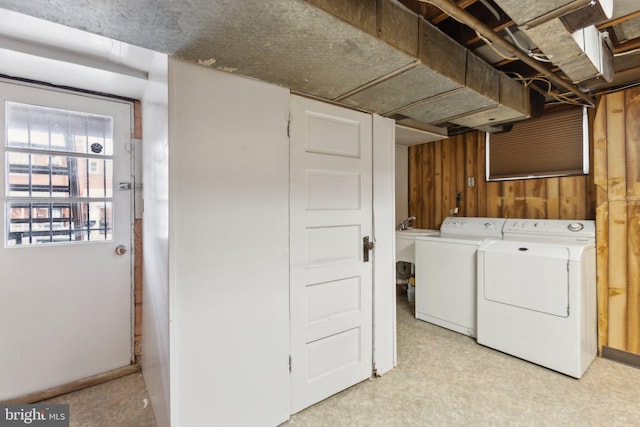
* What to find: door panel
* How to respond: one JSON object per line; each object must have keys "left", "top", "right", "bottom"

{"left": 290, "top": 95, "right": 373, "bottom": 413}
{"left": 0, "top": 80, "right": 133, "bottom": 400}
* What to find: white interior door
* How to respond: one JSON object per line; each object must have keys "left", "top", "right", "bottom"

{"left": 290, "top": 95, "right": 373, "bottom": 413}
{"left": 0, "top": 80, "right": 133, "bottom": 400}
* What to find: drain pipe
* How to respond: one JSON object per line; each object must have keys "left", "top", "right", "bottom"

{"left": 417, "top": 0, "right": 595, "bottom": 107}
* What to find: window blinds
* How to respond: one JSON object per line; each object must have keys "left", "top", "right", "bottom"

{"left": 486, "top": 107, "right": 588, "bottom": 181}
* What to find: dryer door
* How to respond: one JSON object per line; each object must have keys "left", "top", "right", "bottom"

{"left": 480, "top": 241, "right": 569, "bottom": 317}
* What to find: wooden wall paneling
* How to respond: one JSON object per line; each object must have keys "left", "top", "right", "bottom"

{"left": 593, "top": 95, "right": 609, "bottom": 352}
{"left": 441, "top": 138, "right": 456, "bottom": 221}
{"left": 434, "top": 140, "right": 443, "bottom": 227}
{"left": 455, "top": 135, "right": 465, "bottom": 217}
{"left": 133, "top": 100, "right": 143, "bottom": 139}
{"left": 606, "top": 91, "right": 627, "bottom": 201}
{"left": 501, "top": 181, "right": 513, "bottom": 217}
{"left": 476, "top": 132, "right": 488, "bottom": 217}
{"left": 464, "top": 133, "right": 478, "bottom": 217}
{"left": 575, "top": 175, "right": 588, "bottom": 219}
{"left": 593, "top": 97, "right": 608, "bottom": 203}
{"left": 524, "top": 178, "right": 546, "bottom": 218}
{"left": 485, "top": 181, "right": 502, "bottom": 217}
{"left": 414, "top": 145, "right": 425, "bottom": 228}
{"left": 545, "top": 177, "right": 560, "bottom": 219}
{"left": 450, "top": 136, "right": 460, "bottom": 218}
{"left": 586, "top": 107, "right": 597, "bottom": 219}
{"left": 133, "top": 100, "right": 143, "bottom": 360}
{"left": 408, "top": 146, "right": 422, "bottom": 227}
{"left": 422, "top": 143, "right": 436, "bottom": 228}
{"left": 501, "top": 180, "right": 526, "bottom": 218}
{"left": 608, "top": 200, "right": 628, "bottom": 350}
{"left": 627, "top": 201, "right": 640, "bottom": 353}
{"left": 596, "top": 201, "right": 609, "bottom": 352}
{"left": 626, "top": 87, "right": 640, "bottom": 199}
{"left": 559, "top": 176, "right": 578, "bottom": 219}
{"left": 405, "top": 89, "right": 638, "bottom": 354}
{"left": 134, "top": 219, "right": 143, "bottom": 359}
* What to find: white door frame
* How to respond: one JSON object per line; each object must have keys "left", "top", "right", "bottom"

{"left": 372, "top": 114, "right": 397, "bottom": 376}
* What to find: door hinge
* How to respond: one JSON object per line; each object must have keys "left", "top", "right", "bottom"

{"left": 287, "top": 119, "right": 291, "bottom": 137}
{"left": 289, "top": 355, "right": 292, "bottom": 373}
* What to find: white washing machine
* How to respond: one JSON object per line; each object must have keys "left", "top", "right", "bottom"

{"left": 477, "top": 219, "right": 597, "bottom": 378}
{"left": 414, "top": 217, "right": 505, "bottom": 337}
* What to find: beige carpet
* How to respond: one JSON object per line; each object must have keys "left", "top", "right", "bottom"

{"left": 289, "top": 297, "right": 640, "bottom": 426}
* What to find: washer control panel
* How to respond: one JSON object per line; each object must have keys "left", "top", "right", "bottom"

{"left": 440, "top": 217, "right": 506, "bottom": 238}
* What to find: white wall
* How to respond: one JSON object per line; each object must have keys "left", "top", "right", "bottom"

{"left": 140, "top": 53, "right": 171, "bottom": 427}
{"left": 0, "top": 11, "right": 397, "bottom": 423}
{"left": 168, "top": 58, "right": 290, "bottom": 426}
{"left": 373, "top": 116, "right": 397, "bottom": 374}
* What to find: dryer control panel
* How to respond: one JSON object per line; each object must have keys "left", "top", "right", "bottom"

{"left": 502, "top": 219, "right": 595, "bottom": 243}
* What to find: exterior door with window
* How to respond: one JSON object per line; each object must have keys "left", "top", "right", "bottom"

{"left": 0, "top": 80, "right": 133, "bottom": 400}
{"left": 289, "top": 95, "right": 374, "bottom": 413}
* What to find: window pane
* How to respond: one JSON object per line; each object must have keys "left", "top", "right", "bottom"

{"left": 6, "top": 153, "right": 112, "bottom": 198}
{"left": 6, "top": 201, "right": 112, "bottom": 246}
{"left": 6, "top": 102, "right": 113, "bottom": 155}
{"left": 5, "top": 102, "right": 116, "bottom": 247}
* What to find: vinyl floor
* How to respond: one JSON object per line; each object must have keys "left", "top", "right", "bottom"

{"left": 37, "top": 371, "right": 156, "bottom": 427}
{"left": 38, "top": 296, "right": 640, "bottom": 426}
{"left": 289, "top": 296, "right": 640, "bottom": 426}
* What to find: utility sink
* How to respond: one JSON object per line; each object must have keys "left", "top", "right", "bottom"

{"left": 396, "top": 228, "right": 439, "bottom": 264}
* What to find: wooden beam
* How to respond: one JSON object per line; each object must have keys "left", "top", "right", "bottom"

{"left": 597, "top": 10, "right": 640, "bottom": 31}
{"left": 1, "top": 365, "right": 141, "bottom": 404}
{"left": 615, "top": 37, "right": 640, "bottom": 55}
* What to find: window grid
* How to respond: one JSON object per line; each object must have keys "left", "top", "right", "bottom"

{"left": 5, "top": 102, "right": 114, "bottom": 246}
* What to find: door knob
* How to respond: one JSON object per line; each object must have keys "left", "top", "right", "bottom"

{"left": 363, "top": 236, "right": 375, "bottom": 263}
{"left": 115, "top": 245, "right": 127, "bottom": 255}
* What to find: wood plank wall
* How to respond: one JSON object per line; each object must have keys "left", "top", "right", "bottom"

{"left": 408, "top": 130, "right": 596, "bottom": 231}
{"left": 593, "top": 87, "right": 640, "bottom": 355}
{"left": 133, "top": 100, "right": 143, "bottom": 361}
{"left": 409, "top": 91, "right": 640, "bottom": 356}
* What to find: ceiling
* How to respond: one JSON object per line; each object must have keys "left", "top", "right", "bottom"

{"left": 398, "top": 0, "right": 640, "bottom": 105}
{"left": 0, "top": 0, "right": 638, "bottom": 141}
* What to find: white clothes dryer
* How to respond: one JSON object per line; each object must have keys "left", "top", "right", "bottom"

{"left": 477, "top": 219, "right": 597, "bottom": 378}
{"left": 414, "top": 217, "right": 505, "bottom": 337}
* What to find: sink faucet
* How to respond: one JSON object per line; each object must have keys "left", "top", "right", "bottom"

{"left": 399, "top": 216, "right": 416, "bottom": 230}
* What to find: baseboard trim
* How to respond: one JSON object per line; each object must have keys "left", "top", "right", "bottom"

{"left": 601, "top": 346, "right": 640, "bottom": 370}
{"left": 1, "top": 364, "right": 141, "bottom": 404}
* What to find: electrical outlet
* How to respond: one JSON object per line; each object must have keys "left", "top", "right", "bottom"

{"left": 467, "top": 176, "right": 475, "bottom": 187}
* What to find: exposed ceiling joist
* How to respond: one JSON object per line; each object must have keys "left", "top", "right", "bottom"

{"left": 416, "top": 0, "right": 596, "bottom": 106}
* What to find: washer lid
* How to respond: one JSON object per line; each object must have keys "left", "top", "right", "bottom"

{"left": 480, "top": 240, "right": 570, "bottom": 317}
